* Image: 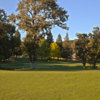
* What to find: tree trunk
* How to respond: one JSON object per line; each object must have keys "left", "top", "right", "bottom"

{"left": 83, "top": 62, "right": 86, "bottom": 69}
{"left": 15, "top": 55, "right": 17, "bottom": 59}
{"left": 31, "top": 62, "right": 35, "bottom": 69}
{"left": 93, "top": 60, "right": 97, "bottom": 69}
{"left": 29, "top": 54, "right": 35, "bottom": 68}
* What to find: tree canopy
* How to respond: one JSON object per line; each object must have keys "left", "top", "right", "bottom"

{"left": 75, "top": 34, "right": 89, "bottom": 68}
{"left": 50, "top": 42, "right": 61, "bottom": 58}
{"left": 0, "top": 9, "right": 16, "bottom": 61}
{"left": 56, "top": 34, "right": 62, "bottom": 48}
{"left": 88, "top": 27, "right": 100, "bottom": 68}
{"left": 9, "top": 0, "right": 68, "bottom": 67}
{"left": 10, "top": 0, "right": 68, "bottom": 34}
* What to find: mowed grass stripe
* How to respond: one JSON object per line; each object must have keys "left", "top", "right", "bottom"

{"left": 0, "top": 70, "right": 100, "bottom": 100}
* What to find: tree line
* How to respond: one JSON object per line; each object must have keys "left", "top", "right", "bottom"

{"left": 75, "top": 27, "right": 100, "bottom": 69}
{"left": 0, "top": 0, "right": 69, "bottom": 68}
{"left": 0, "top": 9, "right": 21, "bottom": 61}
{"left": 0, "top": 9, "right": 72, "bottom": 63}
{"left": 0, "top": 0, "right": 100, "bottom": 69}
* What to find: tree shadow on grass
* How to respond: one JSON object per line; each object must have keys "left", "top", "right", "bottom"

{"left": 0, "top": 59, "right": 30, "bottom": 70}
{"left": 22, "top": 63, "right": 96, "bottom": 71}
{"left": 32, "top": 66, "right": 83, "bottom": 71}
{"left": 0, "top": 59, "right": 99, "bottom": 71}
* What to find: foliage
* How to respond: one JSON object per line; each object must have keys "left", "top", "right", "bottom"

{"left": 46, "top": 30, "right": 53, "bottom": 45}
{"left": 14, "top": 30, "right": 21, "bottom": 47}
{"left": 23, "top": 34, "right": 39, "bottom": 63}
{"left": 62, "top": 41, "right": 72, "bottom": 60}
{"left": 88, "top": 27, "right": 100, "bottom": 68}
{"left": 64, "top": 32, "right": 69, "bottom": 42}
{"left": 38, "top": 39, "right": 50, "bottom": 60}
{"left": 50, "top": 42, "right": 61, "bottom": 58}
{"left": 0, "top": 9, "right": 8, "bottom": 23}
{"left": 9, "top": 0, "right": 68, "bottom": 64}
{"left": 13, "top": 30, "right": 22, "bottom": 58}
{"left": 0, "top": 9, "right": 16, "bottom": 61}
{"left": 70, "top": 40, "right": 77, "bottom": 53}
{"left": 56, "top": 34, "right": 62, "bottom": 48}
{"left": 0, "top": 23, "right": 10, "bottom": 60}
{"left": 75, "top": 34, "right": 89, "bottom": 68}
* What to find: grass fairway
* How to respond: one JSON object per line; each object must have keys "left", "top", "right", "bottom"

{"left": 0, "top": 61, "right": 100, "bottom": 100}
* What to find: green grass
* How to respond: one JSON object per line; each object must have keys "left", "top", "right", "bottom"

{"left": 0, "top": 58, "right": 30, "bottom": 70}
{"left": 0, "top": 60, "right": 100, "bottom": 100}
{"left": 0, "top": 59, "right": 89, "bottom": 71}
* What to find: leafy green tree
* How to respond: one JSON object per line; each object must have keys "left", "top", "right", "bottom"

{"left": 56, "top": 34, "right": 62, "bottom": 49}
{"left": 0, "top": 9, "right": 16, "bottom": 61}
{"left": 88, "top": 27, "right": 100, "bottom": 68}
{"left": 14, "top": 30, "right": 21, "bottom": 46}
{"left": 75, "top": 34, "right": 89, "bottom": 68}
{"left": 9, "top": 0, "right": 68, "bottom": 67}
{"left": 38, "top": 39, "right": 50, "bottom": 60}
{"left": 0, "top": 9, "right": 8, "bottom": 23}
{"left": 50, "top": 42, "right": 61, "bottom": 58}
{"left": 62, "top": 41, "right": 72, "bottom": 60}
{"left": 64, "top": 32, "right": 69, "bottom": 42}
{"left": 47, "top": 30, "right": 53, "bottom": 45}
{"left": 14, "top": 30, "right": 21, "bottom": 58}
{"left": 8, "top": 24, "right": 16, "bottom": 55}
{"left": 70, "top": 39, "right": 77, "bottom": 53}
{"left": 0, "top": 23, "right": 10, "bottom": 61}
{"left": 23, "top": 34, "right": 39, "bottom": 68}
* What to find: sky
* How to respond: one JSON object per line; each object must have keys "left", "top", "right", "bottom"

{"left": 0, "top": 0, "right": 100, "bottom": 41}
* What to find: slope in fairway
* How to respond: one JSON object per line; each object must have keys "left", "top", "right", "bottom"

{"left": 0, "top": 70, "right": 100, "bottom": 100}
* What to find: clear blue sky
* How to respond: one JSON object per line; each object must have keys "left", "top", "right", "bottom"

{"left": 0, "top": 0, "right": 100, "bottom": 41}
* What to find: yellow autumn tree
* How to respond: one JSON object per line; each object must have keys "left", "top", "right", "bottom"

{"left": 50, "top": 42, "right": 61, "bottom": 58}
